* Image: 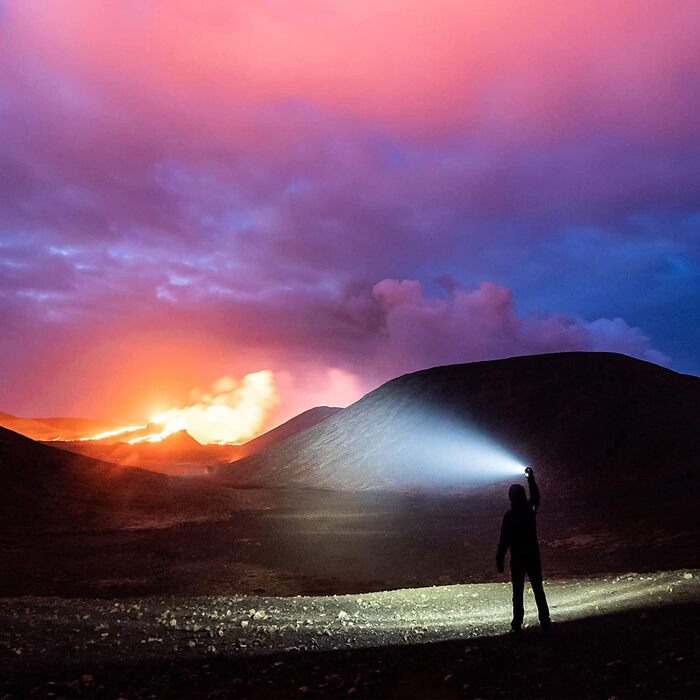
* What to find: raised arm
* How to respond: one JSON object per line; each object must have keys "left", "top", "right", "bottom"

{"left": 526, "top": 468, "right": 540, "bottom": 512}
{"left": 496, "top": 513, "right": 511, "bottom": 573}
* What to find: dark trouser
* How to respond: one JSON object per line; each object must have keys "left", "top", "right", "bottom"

{"left": 511, "top": 561, "right": 550, "bottom": 629}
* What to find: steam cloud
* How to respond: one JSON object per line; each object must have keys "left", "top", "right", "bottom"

{"left": 368, "top": 279, "right": 668, "bottom": 377}
{"left": 146, "top": 371, "right": 279, "bottom": 445}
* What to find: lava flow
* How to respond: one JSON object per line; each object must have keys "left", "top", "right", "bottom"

{"left": 67, "top": 371, "right": 279, "bottom": 445}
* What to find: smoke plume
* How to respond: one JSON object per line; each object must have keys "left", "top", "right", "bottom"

{"left": 145, "top": 371, "right": 279, "bottom": 445}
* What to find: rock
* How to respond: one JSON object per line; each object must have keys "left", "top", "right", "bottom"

{"left": 683, "top": 572, "right": 693, "bottom": 580}
{"left": 325, "top": 674, "right": 343, "bottom": 690}
{"left": 443, "top": 673, "right": 457, "bottom": 688}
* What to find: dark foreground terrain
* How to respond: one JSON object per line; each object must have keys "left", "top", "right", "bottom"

{"left": 3, "top": 490, "right": 698, "bottom": 698}
{"left": 1, "top": 570, "right": 698, "bottom": 699}
{"left": 2, "top": 354, "right": 699, "bottom": 697}
{"left": 2, "top": 488, "right": 698, "bottom": 598}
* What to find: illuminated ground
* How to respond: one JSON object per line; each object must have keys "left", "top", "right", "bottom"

{"left": 1, "top": 570, "right": 698, "bottom": 698}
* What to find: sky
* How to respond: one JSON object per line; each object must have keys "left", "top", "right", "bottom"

{"left": 1, "top": 0, "right": 699, "bottom": 429}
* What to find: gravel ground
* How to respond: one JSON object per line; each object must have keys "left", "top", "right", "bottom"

{"left": 1, "top": 569, "right": 698, "bottom": 698}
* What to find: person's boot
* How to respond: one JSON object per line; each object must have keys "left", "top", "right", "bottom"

{"left": 510, "top": 621, "right": 523, "bottom": 636}
{"left": 540, "top": 617, "right": 552, "bottom": 633}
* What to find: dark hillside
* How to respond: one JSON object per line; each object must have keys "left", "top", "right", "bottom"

{"left": 217, "top": 352, "right": 700, "bottom": 497}
{"left": 0, "top": 427, "right": 238, "bottom": 531}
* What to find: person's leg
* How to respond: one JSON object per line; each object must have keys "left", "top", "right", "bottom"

{"left": 511, "top": 567, "right": 526, "bottom": 630}
{"left": 528, "top": 563, "right": 551, "bottom": 627}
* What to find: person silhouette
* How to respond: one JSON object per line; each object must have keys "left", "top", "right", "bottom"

{"left": 496, "top": 466, "right": 551, "bottom": 633}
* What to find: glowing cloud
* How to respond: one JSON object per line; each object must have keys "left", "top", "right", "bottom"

{"left": 1, "top": 0, "right": 697, "bottom": 424}
{"left": 369, "top": 279, "right": 669, "bottom": 377}
{"left": 130, "top": 371, "right": 279, "bottom": 445}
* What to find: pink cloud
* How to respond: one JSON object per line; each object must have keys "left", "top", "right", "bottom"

{"left": 367, "top": 279, "right": 668, "bottom": 377}
{"left": 5, "top": 1, "right": 699, "bottom": 138}
{"left": 0, "top": 0, "right": 696, "bottom": 423}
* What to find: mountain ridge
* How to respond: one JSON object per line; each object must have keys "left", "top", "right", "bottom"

{"left": 36, "top": 405, "right": 342, "bottom": 475}
{"left": 216, "top": 352, "right": 700, "bottom": 493}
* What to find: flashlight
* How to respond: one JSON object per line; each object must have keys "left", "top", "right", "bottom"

{"left": 524, "top": 466, "right": 533, "bottom": 477}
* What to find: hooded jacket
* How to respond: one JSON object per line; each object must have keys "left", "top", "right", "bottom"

{"left": 496, "top": 474, "right": 541, "bottom": 571}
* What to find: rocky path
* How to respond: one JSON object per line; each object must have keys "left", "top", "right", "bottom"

{"left": 0, "top": 569, "right": 697, "bottom": 668}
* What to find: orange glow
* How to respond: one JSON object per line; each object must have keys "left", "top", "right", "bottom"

{"left": 76, "top": 371, "right": 279, "bottom": 445}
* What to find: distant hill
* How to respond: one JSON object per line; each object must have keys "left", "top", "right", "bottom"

{"left": 46, "top": 406, "right": 342, "bottom": 475}
{"left": 0, "top": 412, "right": 113, "bottom": 441}
{"left": 216, "top": 352, "right": 700, "bottom": 496}
{"left": 33, "top": 416, "right": 114, "bottom": 435}
{"left": 45, "top": 429, "right": 239, "bottom": 476}
{"left": 0, "top": 427, "right": 239, "bottom": 532}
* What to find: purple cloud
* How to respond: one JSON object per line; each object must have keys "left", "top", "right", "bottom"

{"left": 0, "top": 1, "right": 698, "bottom": 421}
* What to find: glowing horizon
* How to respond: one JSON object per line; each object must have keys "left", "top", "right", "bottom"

{"left": 1, "top": 0, "right": 699, "bottom": 423}
{"left": 53, "top": 371, "right": 280, "bottom": 445}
